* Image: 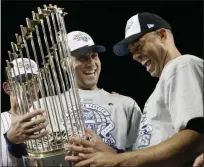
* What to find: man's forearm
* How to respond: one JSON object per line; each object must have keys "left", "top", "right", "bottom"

{"left": 118, "top": 129, "right": 202, "bottom": 167}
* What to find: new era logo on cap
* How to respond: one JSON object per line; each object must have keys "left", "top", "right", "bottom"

{"left": 147, "top": 24, "right": 154, "bottom": 28}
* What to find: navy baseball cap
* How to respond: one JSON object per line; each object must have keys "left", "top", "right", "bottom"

{"left": 113, "top": 12, "right": 172, "bottom": 56}
{"left": 67, "top": 31, "right": 106, "bottom": 57}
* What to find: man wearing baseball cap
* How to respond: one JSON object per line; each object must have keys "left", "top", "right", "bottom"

{"left": 63, "top": 30, "right": 141, "bottom": 152}
{"left": 1, "top": 58, "right": 48, "bottom": 167}
{"left": 68, "top": 13, "right": 203, "bottom": 167}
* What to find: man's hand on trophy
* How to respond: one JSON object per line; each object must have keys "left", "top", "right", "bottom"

{"left": 64, "top": 128, "right": 116, "bottom": 163}
{"left": 70, "top": 151, "right": 121, "bottom": 167}
{"left": 7, "top": 97, "right": 49, "bottom": 144}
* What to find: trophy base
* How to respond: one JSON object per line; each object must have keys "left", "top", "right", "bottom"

{"left": 23, "top": 151, "right": 72, "bottom": 167}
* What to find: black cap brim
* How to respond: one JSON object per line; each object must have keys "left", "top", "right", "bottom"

{"left": 12, "top": 73, "right": 36, "bottom": 82}
{"left": 71, "top": 45, "right": 106, "bottom": 57}
{"left": 113, "top": 32, "right": 145, "bottom": 56}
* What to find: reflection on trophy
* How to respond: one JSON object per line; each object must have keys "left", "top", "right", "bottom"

{"left": 6, "top": 4, "right": 85, "bottom": 167}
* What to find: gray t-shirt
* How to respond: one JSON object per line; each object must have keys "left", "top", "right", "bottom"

{"left": 134, "top": 55, "right": 203, "bottom": 155}
{"left": 78, "top": 89, "right": 141, "bottom": 150}
{"left": 33, "top": 89, "right": 141, "bottom": 151}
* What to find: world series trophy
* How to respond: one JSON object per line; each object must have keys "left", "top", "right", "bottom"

{"left": 6, "top": 4, "right": 85, "bottom": 167}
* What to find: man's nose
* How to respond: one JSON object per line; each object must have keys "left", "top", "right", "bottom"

{"left": 133, "top": 54, "right": 145, "bottom": 62}
{"left": 133, "top": 54, "right": 139, "bottom": 61}
{"left": 86, "top": 57, "right": 95, "bottom": 66}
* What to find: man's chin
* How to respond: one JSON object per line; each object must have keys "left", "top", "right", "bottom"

{"left": 149, "top": 70, "right": 160, "bottom": 77}
{"left": 83, "top": 82, "right": 98, "bottom": 90}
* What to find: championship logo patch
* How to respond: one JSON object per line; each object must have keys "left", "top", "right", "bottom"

{"left": 73, "top": 32, "right": 91, "bottom": 42}
{"left": 62, "top": 103, "right": 116, "bottom": 146}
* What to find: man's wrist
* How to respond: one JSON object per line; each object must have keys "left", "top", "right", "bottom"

{"left": 6, "top": 130, "right": 16, "bottom": 144}
{"left": 115, "top": 153, "right": 131, "bottom": 166}
{"left": 117, "top": 150, "right": 145, "bottom": 166}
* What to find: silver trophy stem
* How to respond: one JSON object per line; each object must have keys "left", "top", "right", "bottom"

{"left": 49, "top": 12, "right": 79, "bottom": 136}
{"left": 44, "top": 8, "right": 73, "bottom": 139}
{"left": 57, "top": 13, "right": 85, "bottom": 135}
{"left": 38, "top": 17, "right": 66, "bottom": 146}
{"left": 26, "top": 29, "right": 52, "bottom": 151}
{"left": 19, "top": 28, "right": 45, "bottom": 153}
{"left": 34, "top": 24, "right": 59, "bottom": 149}
{"left": 55, "top": 23, "right": 83, "bottom": 137}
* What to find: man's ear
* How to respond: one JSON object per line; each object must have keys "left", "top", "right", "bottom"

{"left": 156, "top": 28, "right": 168, "bottom": 42}
{"left": 3, "top": 82, "right": 12, "bottom": 96}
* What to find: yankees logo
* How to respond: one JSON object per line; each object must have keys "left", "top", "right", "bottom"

{"left": 125, "top": 20, "right": 133, "bottom": 35}
{"left": 137, "top": 109, "right": 153, "bottom": 149}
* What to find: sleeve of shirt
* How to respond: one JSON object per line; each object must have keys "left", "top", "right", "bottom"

{"left": 3, "top": 132, "right": 28, "bottom": 158}
{"left": 124, "top": 97, "right": 142, "bottom": 151}
{"left": 165, "top": 63, "right": 203, "bottom": 132}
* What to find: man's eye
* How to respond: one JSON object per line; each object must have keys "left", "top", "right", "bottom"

{"left": 136, "top": 43, "right": 142, "bottom": 49}
{"left": 135, "top": 43, "right": 144, "bottom": 53}
{"left": 92, "top": 54, "right": 98, "bottom": 59}
{"left": 77, "top": 57, "right": 86, "bottom": 61}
